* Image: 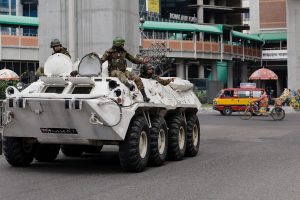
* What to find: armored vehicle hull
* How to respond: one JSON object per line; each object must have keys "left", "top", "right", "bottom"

{"left": 1, "top": 54, "right": 201, "bottom": 172}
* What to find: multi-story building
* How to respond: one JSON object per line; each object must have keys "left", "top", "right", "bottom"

{"left": 287, "top": 0, "right": 300, "bottom": 91}
{"left": 140, "top": 0, "right": 261, "bottom": 101}
{"left": 140, "top": 0, "right": 249, "bottom": 30}
{"left": 0, "top": 0, "right": 39, "bottom": 82}
{"left": 250, "top": 0, "right": 287, "bottom": 95}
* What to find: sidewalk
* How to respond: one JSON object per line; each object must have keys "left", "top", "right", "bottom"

{"left": 199, "top": 105, "right": 298, "bottom": 114}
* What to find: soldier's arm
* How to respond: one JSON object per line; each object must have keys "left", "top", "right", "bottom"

{"left": 125, "top": 52, "right": 144, "bottom": 64}
{"left": 62, "top": 47, "right": 71, "bottom": 58}
{"left": 100, "top": 51, "right": 110, "bottom": 63}
{"left": 65, "top": 51, "right": 71, "bottom": 58}
{"left": 156, "top": 77, "right": 172, "bottom": 86}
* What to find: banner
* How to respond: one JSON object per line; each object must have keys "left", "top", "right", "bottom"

{"left": 262, "top": 50, "right": 287, "bottom": 60}
{"left": 147, "top": 0, "right": 160, "bottom": 14}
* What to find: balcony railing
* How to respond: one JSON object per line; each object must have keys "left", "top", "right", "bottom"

{"left": 143, "top": 38, "right": 261, "bottom": 59}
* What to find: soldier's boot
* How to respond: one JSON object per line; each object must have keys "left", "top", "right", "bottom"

{"left": 125, "top": 82, "right": 135, "bottom": 91}
{"left": 140, "top": 89, "right": 150, "bottom": 102}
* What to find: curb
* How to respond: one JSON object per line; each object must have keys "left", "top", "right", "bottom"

{"left": 198, "top": 106, "right": 298, "bottom": 114}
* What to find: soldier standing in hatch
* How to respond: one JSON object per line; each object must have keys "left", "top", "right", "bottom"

{"left": 99, "top": 37, "right": 150, "bottom": 102}
{"left": 36, "top": 39, "right": 71, "bottom": 77}
{"left": 140, "top": 64, "right": 175, "bottom": 86}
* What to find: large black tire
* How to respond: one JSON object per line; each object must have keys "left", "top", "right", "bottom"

{"left": 61, "top": 145, "right": 84, "bottom": 157}
{"left": 223, "top": 107, "right": 232, "bottom": 116}
{"left": 149, "top": 115, "right": 168, "bottom": 166}
{"left": 166, "top": 114, "right": 187, "bottom": 161}
{"left": 119, "top": 115, "right": 150, "bottom": 172}
{"left": 35, "top": 144, "right": 60, "bottom": 162}
{"left": 3, "top": 137, "right": 35, "bottom": 166}
{"left": 185, "top": 113, "right": 200, "bottom": 157}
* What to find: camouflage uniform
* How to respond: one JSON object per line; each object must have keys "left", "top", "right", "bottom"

{"left": 52, "top": 47, "right": 71, "bottom": 58}
{"left": 100, "top": 47, "right": 145, "bottom": 90}
{"left": 100, "top": 37, "right": 150, "bottom": 102}
{"left": 140, "top": 64, "right": 173, "bottom": 86}
{"left": 141, "top": 73, "right": 172, "bottom": 86}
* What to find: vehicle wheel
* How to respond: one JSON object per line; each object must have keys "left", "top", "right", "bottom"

{"left": 35, "top": 144, "right": 60, "bottom": 162}
{"left": 239, "top": 107, "right": 252, "bottom": 120}
{"left": 223, "top": 107, "right": 232, "bottom": 116}
{"left": 3, "top": 137, "right": 35, "bottom": 166}
{"left": 271, "top": 107, "right": 285, "bottom": 121}
{"left": 166, "top": 114, "right": 187, "bottom": 161}
{"left": 149, "top": 115, "right": 168, "bottom": 166}
{"left": 61, "top": 145, "right": 84, "bottom": 157}
{"left": 185, "top": 113, "right": 200, "bottom": 157}
{"left": 84, "top": 145, "right": 103, "bottom": 154}
{"left": 119, "top": 115, "right": 150, "bottom": 172}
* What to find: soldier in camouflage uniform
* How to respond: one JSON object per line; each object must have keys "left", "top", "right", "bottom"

{"left": 100, "top": 37, "right": 150, "bottom": 102}
{"left": 140, "top": 64, "right": 175, "bottom": 86}
{"left": 36, "top": 39, "right": 71, "bottom": 77}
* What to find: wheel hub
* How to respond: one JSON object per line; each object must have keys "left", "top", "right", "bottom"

{"left": 192, "top": 125, "right": 199, "bottom": 146}
{"left": 178, "top": 127, "right": 185, "bottom": 150}
{"left": 139, "top": 131, "right": 148, "bottom": 158}
{"left": 158, "top": 129, "right": 166, "bottom": 154}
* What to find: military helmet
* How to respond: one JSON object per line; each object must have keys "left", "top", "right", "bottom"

{"left": 141, "top": 63, "right": 154, "bottom": 74}
{"left": 50, "top": 39, "right": 62, "bottom": 48}
{"left": 113, "top": 37, "right": 125, "bottom": 47}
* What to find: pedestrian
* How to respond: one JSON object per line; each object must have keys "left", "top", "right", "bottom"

{"left": 99, "top": 37, "right": 150, "bottom": 102}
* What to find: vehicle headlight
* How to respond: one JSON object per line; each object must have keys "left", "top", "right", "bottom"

{"left": 16, "top": 82, "right": 23, "bottom": 90}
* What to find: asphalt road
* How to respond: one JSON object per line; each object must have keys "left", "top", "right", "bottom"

{"left": 1, "top": 112, "right": 300, "bottom": 200}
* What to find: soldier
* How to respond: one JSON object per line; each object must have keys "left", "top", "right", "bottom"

{"left": 50, "top": 39, "right": 71, "bottom": 57}
{"left": 99, "top": 37, "right": 150, "bottom": 102}
{"left": 36, "top": 39, "right": 71, "bottom": 77}
{"left": 140, "top": 64, "right": 175, "bottom": 86}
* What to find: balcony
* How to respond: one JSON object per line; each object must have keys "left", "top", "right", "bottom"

{"left": 142, "top": 39, "right": 261, "bottom": 61}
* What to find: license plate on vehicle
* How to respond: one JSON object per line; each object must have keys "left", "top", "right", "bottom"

{"left": 40, "top": 128, "right": 78, "bottom": 134}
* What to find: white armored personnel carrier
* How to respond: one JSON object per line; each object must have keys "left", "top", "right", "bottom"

{"left": 1, "top": 53, "right": 201, "bottom": 172}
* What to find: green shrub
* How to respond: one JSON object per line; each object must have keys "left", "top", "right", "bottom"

{"left": 194, "top": 90, "right": 207, "bottom": 104}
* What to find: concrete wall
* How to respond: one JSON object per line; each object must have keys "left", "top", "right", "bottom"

{"left": 249, "top": 0, "right": 260, "bottom": 33}
{"left": 287, "top": 0, "right": 300, "bottom": 90}
{"left": 38, "top": 0, "right": 140, "bottom": 65}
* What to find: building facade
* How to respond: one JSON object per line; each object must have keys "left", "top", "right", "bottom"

{"left": 140, "top": 0, "right": 261, "bottom": 101}
{"left": 0, "top": 0, "right": 39, "bottom": 82}
{"left": 38, "top": 0, "right": 140, "bottom": 65}
{"left": 287, "top": 0, "right": 300, "bottom": 91}
{"left": 250, "top": 0, "right": 287, "bottom": 95}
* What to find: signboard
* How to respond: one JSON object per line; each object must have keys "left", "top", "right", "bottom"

{"left": 169, "top": 13, "right": 197, "bottom": 23}
{"left": 262, "top": 50, "right": 287, "bottom": 60}
{"left": 147, "top": 0, "right": 160, "bottom": 14}
{"left": 240, "top": 83, "right": 256, "bottom": 88}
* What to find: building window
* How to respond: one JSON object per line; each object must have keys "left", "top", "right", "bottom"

{"left": 23, "top": 2, "right": 37, "bottom": 17}
{"left": 0, "top": 0, "right": 16, "bottom": 15}
{"left": 1, "top": 25, "right": 17, "bottom": 35}
{"left": 22, "top": 26, "right": 37, "bottom": 36}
